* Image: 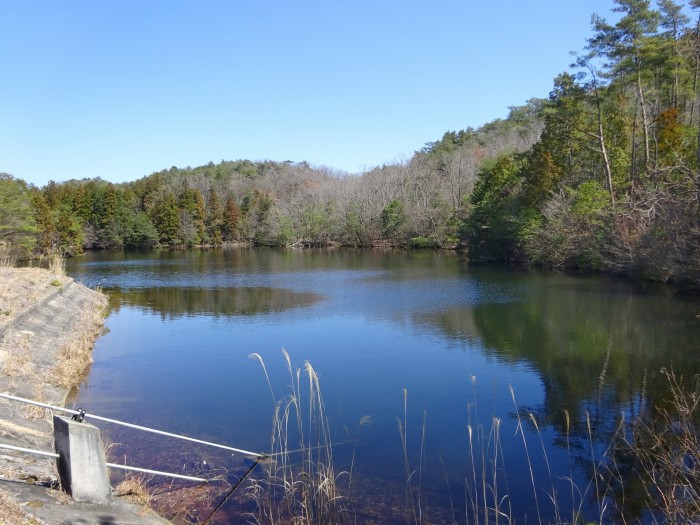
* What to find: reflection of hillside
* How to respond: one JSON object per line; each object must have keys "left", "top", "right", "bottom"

{"left": 417, "top": 276, "right": 700, "bottom": 520}
{"left": 417, "top": 274, "right": 700, "bottom": 435}
{"left": 107, "top": 287, "right": 323, "bottom": 319}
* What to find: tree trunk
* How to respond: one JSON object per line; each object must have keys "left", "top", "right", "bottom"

{"left": 637, "top": 71, "right": 651, "bottom": 173}
{"left": 631, "top": 108, "right": 638, "bottom": 205}
{"left": 697, "top": 89, "right": 700, "bottom": 177}
{"left": 590, "top": 71, "right": 616, "bottom": 206}
{"left": 599, "top": 118, "right": 616, "bottom": 206}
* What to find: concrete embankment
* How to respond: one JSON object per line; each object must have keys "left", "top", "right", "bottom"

{"left": 0, "top": 267, "right": 171, "bottom": 524}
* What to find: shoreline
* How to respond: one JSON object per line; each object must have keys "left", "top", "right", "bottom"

{"left": 0, "top": 266, "right": 171, "bottom": 524}
{"left": 74, "top": 243, "right": 700, "bottom": 292}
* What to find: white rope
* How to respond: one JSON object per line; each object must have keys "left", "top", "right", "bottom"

{"left": 0, "top": 439, "right": 345, "bottom": 479}
{"left": 0, "top": 392, "right": 265, "bottom": 459}
{"left": 106, "top": 462, "right": 208, "bottom": 482}
{"left": 0, "top": 442, "right": 59, "bottom": 459}
{"left": 0, "top": 442, "right": 210, "bottom": 482}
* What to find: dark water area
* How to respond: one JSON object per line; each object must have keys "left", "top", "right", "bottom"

{"left": 66, "top": 247, "right": 700, "bottom": 524}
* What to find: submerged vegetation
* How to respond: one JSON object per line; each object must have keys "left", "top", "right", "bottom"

{"left": 2, "top": 1, "right": 700, "bottom": 287}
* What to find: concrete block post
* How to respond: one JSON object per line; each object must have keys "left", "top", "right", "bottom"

{"left": 53, "top": 415, "right": 112, "bottom": 503}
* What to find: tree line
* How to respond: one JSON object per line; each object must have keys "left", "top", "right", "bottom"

{"left": 1, "top": 0, "right": 699, "bottom": 287}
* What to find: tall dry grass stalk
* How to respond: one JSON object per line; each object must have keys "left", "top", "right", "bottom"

{"left": 244, "top": 353, "right": 698, "bottom": 525}
{"left": 397, "top": 388, "right": 430, "bottom": 524}
{"left": 0, "top": 242, "right": 17, "bottom": 268}
{"left": 47, "top": 251, "right": 66, "bottom": 277}
{"left": 623, "top": 369, "right": 699, "bottom": 523}
{"left": 397, "top": 378, "right": 626, "bottom": 525}
{"left": 462, "top": 393, "right": 511, "bottom": 525}
{"left": 465, "top": 374, "right": 697, "bottom": 525}
{"left": 247, "top": 349, "right": 351, "bottom": 525}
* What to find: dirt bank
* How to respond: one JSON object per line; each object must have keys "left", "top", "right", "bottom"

{"left": 0, "top": 266, "right": 170, "bottom": 524}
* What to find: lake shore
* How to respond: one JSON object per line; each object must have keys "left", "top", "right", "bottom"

{"left": 0, "top": 266, "right": 170, "bottom": 524}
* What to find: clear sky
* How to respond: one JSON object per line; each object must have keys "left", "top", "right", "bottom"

{"left": 2, "top": 1, "right": 622, "bottom": 187}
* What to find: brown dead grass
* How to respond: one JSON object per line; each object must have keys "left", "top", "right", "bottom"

{"left": 0, "top": 488, "right": 34, "bottom": 525}
{"left": 0, "top": 268, "right": 64, "bottom": 332}
{"left": 1, "top": 331, "right": 36, "bottom": 382}
{"left": 149, "top": 482, "right": 221, "bottom": 524}
{"left": 22, "top": 387, "right": 47, "bottom": 421}
{"left": 50, "top": 306, "right": 105, "bottom": 390}
{"left": 0, "top": 266, "right": 107, "bottom": 392}
{"left": 115, "top": 474, "right": 153, "bottom": 507}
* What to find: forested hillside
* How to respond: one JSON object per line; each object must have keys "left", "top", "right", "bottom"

{"left": 1, "top": 112, "right": 540, "bottom": 254}
{"left": 2, "top": 0, "right": 699, "bottom": 287}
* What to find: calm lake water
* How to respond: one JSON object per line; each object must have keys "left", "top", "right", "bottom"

{"left": 66, "top": 248, "right": 700, "bottom": 524}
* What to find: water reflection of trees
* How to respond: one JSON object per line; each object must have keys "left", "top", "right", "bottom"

{"left": 421, "top": 274, "right": 699, "bottom": 429}
{"left": 106, "top": 286, "right": 323, "bottom": 319}
{"left": 416, "top": 274, "right": 700, "bottom": 520}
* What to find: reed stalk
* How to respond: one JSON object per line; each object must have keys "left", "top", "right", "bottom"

{"left": 248, "top": 351, "right": 351, "bottom": 525}
{"left": 246, "top": 354, "right": 698, "bottom": 525}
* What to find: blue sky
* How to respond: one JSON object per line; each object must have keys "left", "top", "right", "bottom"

{"left": 2, "top": 1, "right": 622, "bottom": 187}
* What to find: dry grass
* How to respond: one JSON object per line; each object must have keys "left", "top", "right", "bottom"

{"left": 115, "top": 474, "right": 153, "bottom": 507}
{"left": 150, "top": 483, "right": 222, "bottom": 524}
{"left": 0, "top": 265, "right": 107, "bottom": 391}
{"left": 22, "top": 387, "right": 48, "bottom": 421}
{"left": 246, "top": 350, "right": 351, "bottom": 525}
{"left": 623, "top": 369, "right": 700, "bottom": 523}
{"left": 393, "top": 370, "right": 699, "bottom": 525}
{"left": 1, "top": 330, "right": 36, "bottom": 382}
{"left": 0, "top": 267, "right": 64, "bottom": 330}
{"left": 47, "top": 252, "right": 65, "bottom": 277}
{"left": 0, "top": 243, "right": 17, "bottom": 269}
{"left": 0, "top": 488, "right": 34, "bottom": 525}
{"left": 50, "top": 307, "right": 105, "bottom": 389}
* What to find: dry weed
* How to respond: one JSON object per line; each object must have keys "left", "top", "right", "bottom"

{"left": 22, "top": 387, "right": 47, "bottom": 421}
{"left": 625, "top": 369, "right": 700, "bottom": 523}
{"left": 0, "top": 488, "right": 33, "bottom": 525}
{"left": 0, "top": 243, "right": 17, "bottom": 269}
{"left": 150, "top": 482, "right": 221, "bottom": 523}
{"left": 115, "top": 474, "right": 152, "bottom": 507}
{"left": 50, "top": 307, "right": 104, "bottom": 389}
{"left": 1, "top": 331, "right": 36, "bottom": 382}
{"left": 51, "top": 334, "right": 93, "bottom": 389}
{"left": 47, "top": 252, "right": 65, "bottom": 278}
{"left": 247, "top": 351, "right": 350, "bottom": 525}
{"left": 0, "top": 268, "right": 60, "bottom": 327}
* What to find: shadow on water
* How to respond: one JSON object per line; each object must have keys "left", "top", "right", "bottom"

{"left": 106, "top": 286, "right": 324, "bottom": 319}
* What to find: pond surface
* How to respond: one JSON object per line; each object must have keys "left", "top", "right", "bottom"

{"left": 67, "top": 248, "right": 700, "bottom": 524}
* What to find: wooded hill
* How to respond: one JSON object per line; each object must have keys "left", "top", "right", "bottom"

{"left": 2, "top": 0, "right": 699, "bottom": 287}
